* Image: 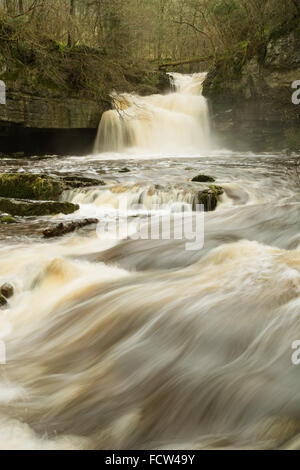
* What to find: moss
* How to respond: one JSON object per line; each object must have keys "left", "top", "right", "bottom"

{"left": 193, "top": 185, "right": 224, "bottom": 212}
{"left": 192, "top": 174, "right": 216, "bottom": 183}
{"left": 0, "top": 214, "right": 17, "bottom": 224}
{"left": 0, "top": 173, "right": 62, "bottom": 200}
{"left": 194, "top": 190, "right": 218, "bottom": 212}
{"left": 0, "top": 197, "right": 79, "bottom": 216}
{"left": 209, "top": 184, "right": 224, "bottom": 196}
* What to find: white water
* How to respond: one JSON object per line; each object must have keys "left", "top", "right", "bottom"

{"left": 94, "top": 73, "right": 210, "bottom": 154}
{"left": 0, "top": 73, "right": 299, "bottom": 450}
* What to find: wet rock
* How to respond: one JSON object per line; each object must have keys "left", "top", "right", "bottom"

{"left": 0, "top": 214, "right": 17, "bottom": 224}
{"left": 0, "top": 197, "right": 79, "bottom": 216}
{"left": 0, "top": 295, "right": 7, "bottom": 307}
{"left": 0, "top": 173, "right": 105, "bottom": 201}
{"left": 1, "top": 283, "right": 14, "bottom": 299}
{"left": 193, "top": 185, "right": 224, "bottom": 212}
{"left": 0, "top": 173, "right": 62, "bottom": 200}
{"left": 119, "top": 168, "right": 131, "bottom": 173}
{"left": 0, "top": 152, "right": 26, "bottom": 159}
{"left": 209, "top": 185, "right": 224, "bottom": 196}
{"left": 43, "top": 218, "right": 99, "bottom": 238}
{"left": 192, "top": 174, "right": 216, "bottom": 183}
{"left": 61, "top": 176, "right": 105, "bottom": 190}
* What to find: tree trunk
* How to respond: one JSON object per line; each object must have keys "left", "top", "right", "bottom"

{"left": 68, "top": 0, "right": 75, "bottom": 47}
{"left": 18, "top": 0, "right": 24, "bottom": 15}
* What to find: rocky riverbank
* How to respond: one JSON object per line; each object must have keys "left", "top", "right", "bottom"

{"left": 203, "top": 15, "right": 300, "bottom": 151}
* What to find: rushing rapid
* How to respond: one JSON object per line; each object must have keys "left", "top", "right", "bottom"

{"left": 0, "top": 73, "right": 299, "bottom": 450}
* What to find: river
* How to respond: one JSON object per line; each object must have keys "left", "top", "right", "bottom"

{"left": 0, "top": 73, "right": 299, "bottom": 450}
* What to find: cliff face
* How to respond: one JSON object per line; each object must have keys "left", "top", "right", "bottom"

{"left": 0, "top": 22, "right": 169, "bottom": 155}
{"left": 203, "top": 17, "right": 300, "bottom": 151}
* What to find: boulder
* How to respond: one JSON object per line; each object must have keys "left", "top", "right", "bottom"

{"left": 193, "top": 185, "right": 224, "bottom": 212}
{"left": 0, "top": 214, "right": 17, "bottom": 224}
{"left": 192, "top": 174, "right": 216, "bottom": 183}
{"left": 1, "top": 283, "right": 14, "bottom": 299}
{"left": 0, "top": 173, "right": 62, "bottom": 200}
{"left": 0, "top": 173, "right": 105, "bottom": 201}
{"left": 0, "top": 197, "right": 79, "bottom": 216}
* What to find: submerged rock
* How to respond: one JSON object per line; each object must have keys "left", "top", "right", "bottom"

{"left": 1, "top": 283, "right": 14, "bottom": 299}
{"left": 43, "top": 218, "right": 99, "bottom": 238}
{"left": 192, "top": 174, "right": 216, "bottom": 183}
{"left": 0, "top": 295, "right": 7, "bottom": 307}
{"left": 0, "top": 198, "right": 79, "bottom": 216}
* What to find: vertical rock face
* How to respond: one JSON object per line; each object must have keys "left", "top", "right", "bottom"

{"left": 0, "top": 31, "right": 169, "bottom": 155}
{"left": 203, "top": 19, "right": 300, "bottom": 151}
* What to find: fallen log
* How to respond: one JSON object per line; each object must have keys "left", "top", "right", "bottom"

{"left": 159, "top": 56, "right": 213, "bottom": 70}
{"left": 43, "top": 218, "right": 99, "bottom": 239}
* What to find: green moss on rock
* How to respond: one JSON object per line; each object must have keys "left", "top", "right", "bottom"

{"left": 192, "top": 174, "right": 216, "bottom": 183}
{"left": 0, "top": 214, "right": 17, "bottom": 224}
{"left": 0, "top": 173, "right": 62, "bottom": 200}
{"left": 193, "top": 185, "right": 224, "bottom": 212}
{"left": 0, "top": 197, "right": 79, "bottom": 216}
{"left": 0, "top": 173, "right": 105, "bottom": 201}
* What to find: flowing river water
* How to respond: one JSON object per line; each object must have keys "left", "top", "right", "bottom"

{"left": 0, "top": 73, "right": 300, "bottom": 450}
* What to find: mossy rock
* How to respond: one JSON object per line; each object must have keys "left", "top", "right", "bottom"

{"left": 0, "top": 214, "right": 17, "bottom": 224}
{"left": 193, "top": 185, "right": 224, "bottom": 212}
{"left": 0, "top": 173, "right": 62, "bottom": 200}
{"left": 0, "top": 173, "right": 105, "bottom": 201}
{"left": 209, "top": 184, "right": 224, "bottom": 196}
{"left": 192, "top": 174, "right": 216, "bottom": 183}
{"left": 0, "top": 294, "right": 7, "bottom": 307}
{"left": 62, "top": 176, "right": 105, "bottom": 189}
{"left": 0, "top": 197, "right": 79, "bottom": 217}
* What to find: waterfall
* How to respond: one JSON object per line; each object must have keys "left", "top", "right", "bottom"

{"left": 94, "top": 72, "right": 211, "bottom": 154}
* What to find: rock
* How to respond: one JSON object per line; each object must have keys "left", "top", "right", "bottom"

{"left": 193, "top": 185, "right": 224, "bottom": 212}
{"left": 119, "top": 168, "right": 131, "bottom": 173}
{"left": 209, "top": 184, "right": 224, "bottom": 196}
{"left": 1, "top": 283, "right": 14, "bottom": 299}
{"left": 192, "top": 174, "right": 216, "bottom": 183}
{"left": 61, "top": 176, "right": 105, "bottom": 190}
{"left": 0, "top": 173, "right": 105, "bottom": 201}
{"left": 43, "top": 218, "right": 99, "bottom": 238}
{"left": 0, "top": 152, "right": 26, "bottom": 159}
{"left": 0, "top": 214, "right": 17, "bottom": 224}
{"left": 203, "top": 17, "right": 300, "bottom": 151}
{"left": 0, "top": 295, "right": 7, "bottom": 307}
{"left": 0, "top": 173, "right": 62, "bottom": 200}
{"left": 0, "top": 197, "right": 79, "bottom": 216}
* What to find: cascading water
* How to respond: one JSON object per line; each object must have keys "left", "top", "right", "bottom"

{"left": 0, "top": 72, "right": 299, "bottom": 450}
{"left": 94, "top": 72, "right": 211, "bottom": 154}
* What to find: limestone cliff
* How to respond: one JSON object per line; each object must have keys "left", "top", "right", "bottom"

{"left": 203, "top": 16, "right": 300, "bottom": 151}
{"left": 0, "top": 20, "right": 168, "bottom": 155}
